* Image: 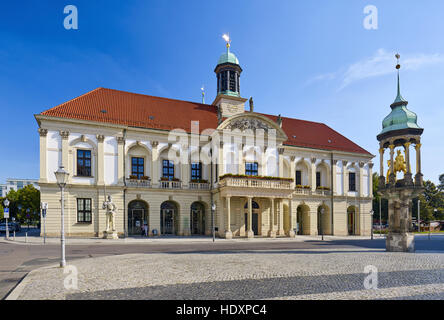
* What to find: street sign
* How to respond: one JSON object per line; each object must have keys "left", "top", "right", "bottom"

{"left": 4, "top": 208, "right": 9, "bottom": 219}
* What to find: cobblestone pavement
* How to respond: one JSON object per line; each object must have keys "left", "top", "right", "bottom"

{"left": 12, "top": 248, "right": 444, "bottom": 300}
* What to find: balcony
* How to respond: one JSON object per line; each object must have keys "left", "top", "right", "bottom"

{"left": 218, "top": 174, "right": 294, "bottom": 198}
{"left": 315, "top": 187, "right": 332, "bottom": 196}
{"left": 159, "top": 180, "right": 182, "bottom": 189}
{"left": 294, "top": 186, "right": 311, "bottom": 195}
{"left": 126, "top": 179, "right": 151, "bottom": 188}
{"left": 189, "top": 182, "right": 210, "bottom": 190}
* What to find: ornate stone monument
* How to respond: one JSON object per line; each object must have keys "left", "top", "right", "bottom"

{"left": 376, "top": 54, "right": 424, "bottom": 252}
{"left": 103, "top": 195, "right": 118, "bottom": 239}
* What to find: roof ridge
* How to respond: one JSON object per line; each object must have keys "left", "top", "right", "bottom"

{"left": 99, "top": 87, "right": 214, "bottom": 108}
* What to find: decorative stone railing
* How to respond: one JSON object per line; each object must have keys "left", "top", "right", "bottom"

{"left": 315, "top": 189, "right": 332, "bottom": 196}
{"left": 189, "top": 182, "right": 210, "bottom": 190}
{"left": 126, "top": 179, "right": 151, "bottom": 188}
{"left": 294, "top": 187, "right": 311, "bottom": 195}
{"left": 159, "top": 180, "right": 182, "bottom": 189}
{"left": 219, "top": 176, "right": 293, "bottom": 190}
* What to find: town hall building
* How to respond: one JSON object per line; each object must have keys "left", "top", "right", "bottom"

{"left": 35, "top": 41, "right": 374, "bottom": 239}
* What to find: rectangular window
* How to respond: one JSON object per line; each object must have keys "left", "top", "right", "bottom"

{"left": 191, "top": 162, "right": 202, "bottom": 181}
{"left": 162, "top": 160, "right": 174, "bottom": 180}
{"left": 245, "top": 162, "right": 258, "bottom": 176}
{"left": 77, "top": 198, "right": 92, "bottom": 223}
{"left": 77, "top": 149, "right": 92, "bottom": 177}
{"left": 349, "top": 172, "right": 356, "bottom": 191}
{"left": 131, "top": 157, "right": 144, "bottom": 179}
{"left": 316, "top": 172, "right": 321, "bottom": 187}
{"left": 295, "top": 170, "right": 302, "bottom": 185}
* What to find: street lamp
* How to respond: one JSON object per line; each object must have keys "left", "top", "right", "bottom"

{"left": 3, "top": 198, "right": 10, "bottom": 240}
{"left": 370, "top": 209, "right": 374, "bottom": 240}
{"left": 320, "top": 207, "right": 325, "bottom": 241}
{"left": 55, "top": 165, "right": 69, "bottom": 267}
{"left": 211, "top": 202, "right": 216, "bottom": 242}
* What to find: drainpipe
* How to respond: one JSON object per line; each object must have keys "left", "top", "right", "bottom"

{"left": 330, "top": 152, "right": 334, "bottom": 235}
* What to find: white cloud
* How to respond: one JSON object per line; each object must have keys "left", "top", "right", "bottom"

{"left": 307, "top": 49, "right": 444, "bottom": 90}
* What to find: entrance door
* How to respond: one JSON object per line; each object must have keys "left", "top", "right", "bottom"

{"left": 244, "top": 213, "right": 259, "bottom": 235}
{"left": 348, "top": 211, "right": 355, "bottom": 235}
{"left": 129, "top": 209, "right": 144, "bottom": 236}
{"left": 297, "top": 211, "right": 303, "bottom": 235}
{"left": 162, "top": 209, "right": 175, "bottom": 234}
{"left": 191, "top": 209, "right": 204, "bottom": 235}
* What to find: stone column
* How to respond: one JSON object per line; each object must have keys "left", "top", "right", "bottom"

{"left": 225, "top": 197, "right": 232, "bottom": 239}
{"left": 404, "top": 142, "right": 412, "bottom": 183}
{"left": 342, "top": 161, "right": 348, "bottom": 196}
{"left": 332, "top": 160, "right": 337, "bottom": 195}
{"left": 219, "top": 141, "right": 224, "bottom": 176}
{"left": 60, "top": 131, "right": 70, "bottom": 168}
{"left": 151, "top": 141, "right": 159, "bottom": 187}
{"left": 414, "top": 143, "right": 423, "bottom": 186}
{"left": 97, "top": 135, "right": 105, "bottom": 185}
{"left": 359, "top": 162, "right": 365, "bottom": 197}
{"left": 311, "top": 157, "right": 317, "bottom": 192}
{"left": 261, "top": 146, "right": 267, "bottom": 176}
{"left": 247, "top": 197, "right": 254, "bottom": 238}
{"left": 238, "top": 143, "right": 244, "bottom": 174}
{"left": 389, "top": 144, "right": 395, "bottom": 184}
{"left": 278, "top": 147, "right": 285, "bottom": 177}
{"left": 288, "top": 200, "right": 295, "bottom": 238}
{"left": 379, "top": 147, "right": 384, "bottom": 177}
{"left": 38, "top": 128, "right": 48, "bottom": 183}
{"left": 278, "top": 199, "right": 285, "bottom": 235}
{"left": 290, "top": 156, "right": 296, "bottom": 189}
{"left": 117, "top": 137, "right": 125, "bottom": 186}
{"left": 268, "top": 198, "right": 276, "bottom": 238}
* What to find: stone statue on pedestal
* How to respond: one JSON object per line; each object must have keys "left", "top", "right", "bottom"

{"left": 103, "top": 195, "right": 118, "bottom": 239}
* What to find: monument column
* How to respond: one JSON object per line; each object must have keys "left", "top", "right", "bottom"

{"left": 414, "top": 143, "right": 423, "bottom": 186}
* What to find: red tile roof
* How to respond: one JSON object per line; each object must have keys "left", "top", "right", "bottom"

{"left": 40, "top": 87, "right": 371, "bottom": 155}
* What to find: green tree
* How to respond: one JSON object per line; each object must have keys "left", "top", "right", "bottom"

{"left": 439, "top": 173, "right": 444, "bottom": 191}
{"left": 16, "top": 185, "right": 40, "bottom": 223}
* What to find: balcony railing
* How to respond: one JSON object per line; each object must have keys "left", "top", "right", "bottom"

{"left": 189, "top": 182, "right": 210, "bottom": 190}
{"left": 315, "top": 188, "right": 332, "bottom": 196}
{"left": 219, "top": 175, "right": 293, "bottom": 190}
{"left": 294, "top": 187, "right": 311, "bottom": 195}
{"left": 159, "top": 180, "right": 182, "bottom": 189}
{"left": 126, "top": 179, "right": 151, "bottom": 188}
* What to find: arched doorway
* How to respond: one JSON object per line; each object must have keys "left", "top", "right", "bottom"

{"left": 190, "top": 202, "right": 205, "bottom": 235}
{"left": 347, "top": 206, "right": 359, "bottom": 235}
{"left": 161, "top": 201, "right": 179, "bottom": 235}
{"left": 128, "top": 200, "right": 149, "bottom": 236}
{"left": 244, "top": 201, "right": 260, "bottom": 235}
{"left": 296, "top": 204, "right": 310, "bottom": 235}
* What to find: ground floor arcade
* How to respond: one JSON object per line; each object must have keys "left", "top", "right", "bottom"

{"left": 39, "top": 185, "right": 372, "bottom": 238}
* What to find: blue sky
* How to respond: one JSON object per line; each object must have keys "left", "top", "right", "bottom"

{"left": 0, "top": 0, "right": 443, "bottom": 184}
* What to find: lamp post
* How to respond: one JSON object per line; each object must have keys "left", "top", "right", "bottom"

{"left": 211, "top": 202, "right": 216, "bottom": 242}
{"left": 370, "top": 209, "right": 374, "bottom": 240}
{"left": 320, "top": 207, "right": 325, "bottom": 241}
{"left": 3, "top": 198, "right": 10, "bottom": 240}
{"left": 379, "top": 198, "right": 382, "bottom": 237}
{"left": 55, "top": 166, "right": 69, "bottom": 267}
{"left": 41, "top": 202, "right": 48, "bottom": 244}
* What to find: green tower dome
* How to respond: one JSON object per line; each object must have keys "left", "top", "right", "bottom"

{"left": 217, "top": 50, "right": 239, "bottom": 66}
{"left": 377, "top": 72, "right": 423, "bottom": 140}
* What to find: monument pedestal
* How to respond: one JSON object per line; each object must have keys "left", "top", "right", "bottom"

{"left": 386, "top": 232, "right": 415, "bottom": 252}
{"left": 268, "top": 230, "right": 276, "bottom": 238}
{"left": 246, "top": 230, "right": 254, "bottom": 239}
{"left": 103, "top": 231, "right": 118, "bottom": 239}
{"left": 224, "top": 230, "right": 233, "bottom": 239}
